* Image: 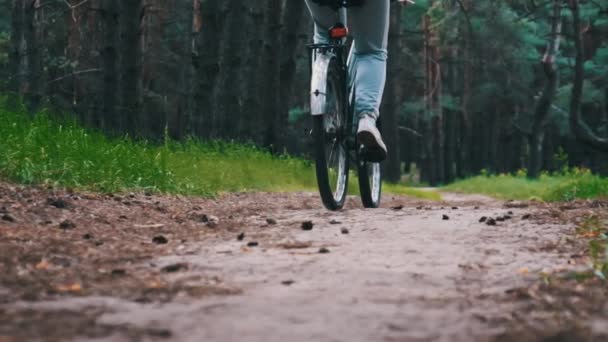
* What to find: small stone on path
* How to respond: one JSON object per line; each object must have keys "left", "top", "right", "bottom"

{"left": 47, "top": 198, "right": 68, "bottom": 209}
{"left": 152, "top": 235, "right": 168, "bottom": 244}
{"left": 59, "top": 220, "right": 76, "bottom": 230}
{"left": 301, "top": 221, "right": 314, "bottom": 231}
{"left": 162, "top": 263, "right": 189, "bottom": 273}
{"left": 2, "top": 214, "right": 15, "bottom": 222}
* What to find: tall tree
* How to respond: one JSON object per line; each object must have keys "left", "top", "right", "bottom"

{"left": 568, "top": 0, "right": 608, "bottom": 151}
{"left": 382, "top": 4, "right": 404, "bottom": 183}
{"left": 260, "top": 0, "right": 282, "bottom": 149}
{"left": 7, "top": 0, "right": 24, "bottom": 108}
{"left": 23, "top": 0, "right": 41, "bottom": 112}
{"left": 101, "top": 0, "right": 119, "bottom": 131}
{"left": 528, "top": 0, "right": 562, "bottom": 178}
{"left": 120, "top": 0, "right": 143, "bottom": 136}
{"left": 215, "top": 0, "right": 248, "bottom": 139}
{"left": 194, "top": 0, "right": 224, "bottom": 138}
{"left": 277, "top": 0, "right": 306, "bottom": 145}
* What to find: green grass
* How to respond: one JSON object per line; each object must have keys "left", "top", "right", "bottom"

{"left": 444, "top": 170, "right": 608, "bottom": 202}
{"left": 0, "top": 102, "right": 436, "bottom": 199}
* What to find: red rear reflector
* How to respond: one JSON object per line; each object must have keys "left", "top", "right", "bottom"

{"left": 330, "top": 27, "right": 348, "bottom": 39}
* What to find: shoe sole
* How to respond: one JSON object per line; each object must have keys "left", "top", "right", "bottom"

{"left": 357, "top": 131, "right": 387, "bottom": 163}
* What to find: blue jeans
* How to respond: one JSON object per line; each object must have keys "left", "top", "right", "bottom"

{"left": 305, "top": 0, "right": 390, "bottom": 120}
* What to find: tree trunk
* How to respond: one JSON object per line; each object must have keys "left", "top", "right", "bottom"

{"left": 261, "top": 0, "right": 283, "bottom": 149}
{"left": 165, "top": 0, "right": 194, "bottom": 139}
{"left": 382, "top": 4, "right": 404, "bottom": 183}
{"left": 102, "top": 0, "right": 119, "bottom": 132}
{"left": 215, "top": 0, "right": 249, "bottom": 139}
{"left": 120, "top": 0, "right": 143, "bottom": 136}
{"left": 8, "top": 0, "right": 24, "bottom": 108}
{"left": 194, "top": 0, "right": 225, "bottom": 138}
{"left": 423, "top": 12, "right": 444, "bottom": 185}
{"left": 276, "top": 0, "right": 306, "bottom": 147}
{"left": 528, "top": 0, "right": 562, "bottom": 179}
{"left": 459, "top": 0, "right": 473, "bottom": 178}
{"left": 242, "top": 1, "right": 266, "bottom": 143}
{"left": 23, "top": 0, "right": 42, "bottom": 112}
{"left": 568, "top": 0, "right": 608, "bottom": 152}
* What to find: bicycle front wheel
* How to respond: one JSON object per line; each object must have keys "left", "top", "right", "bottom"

{"left": 312, "top": 58, "right": 349, "bottom": 211}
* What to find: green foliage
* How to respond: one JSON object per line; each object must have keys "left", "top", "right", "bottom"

{"left": 0, "top": 103, "right": 316, "bottom": 196}
{"left": 444, "top": 168, "right": 608, "bottom": 202}
{"left": 0, "top": 103, "right": 177, "bottom": 193}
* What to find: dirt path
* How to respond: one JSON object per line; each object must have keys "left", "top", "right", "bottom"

{"left": 0, "top": 185, "right": 606, "bottom": 341}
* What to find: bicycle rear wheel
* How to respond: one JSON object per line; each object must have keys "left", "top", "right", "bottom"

{"left": 313, "top": 57, "right": 349, "bottom": 210}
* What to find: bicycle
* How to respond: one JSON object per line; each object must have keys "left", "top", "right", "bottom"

{"left": 308, "top": 0, "right": 383, "bottom": 211}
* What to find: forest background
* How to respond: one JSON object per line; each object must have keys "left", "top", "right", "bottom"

{"left": 0, "top": 0, "right": 607, "bottom": 186}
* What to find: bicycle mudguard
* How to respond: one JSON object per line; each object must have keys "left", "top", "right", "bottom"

{"left": 310, "top": 53, "right": 333, "bottom": 116}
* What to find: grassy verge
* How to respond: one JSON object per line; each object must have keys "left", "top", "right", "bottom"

{"left": 444, "top": 170, "right": 608, "bottom": 202}
{"left": 0, "top": 104, "right": 437, "bottom": 199}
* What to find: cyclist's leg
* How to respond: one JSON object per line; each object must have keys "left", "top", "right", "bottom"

{"left": 349, "top": 0, "right": 390, "bottom": 121}
{"left": 304, "top": 1, "right": 335, "bottom": 45}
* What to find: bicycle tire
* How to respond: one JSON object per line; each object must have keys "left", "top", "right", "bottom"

{"left": 357, "top": 119, "right": 382, "bottom": 208}
{"left": 313, "top": 57, "right": 349, "bottom": 211}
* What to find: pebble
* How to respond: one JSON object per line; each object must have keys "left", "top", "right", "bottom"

{"left": 59, "top": 220, "right": 76, "bottom": 230}
{"left": 2, "top": 214, "right": 15, "bottom": 222}
{"left": 301, "top": 221, "right": 314, "bottom": 231}
{"left": 152, "top": 235, "right": 168, "bottom": 244}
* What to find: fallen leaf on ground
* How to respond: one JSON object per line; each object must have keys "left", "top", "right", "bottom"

{"left": 55, "top": 283, "right": 82, "bottom": 292}
{"left": 134, "top": 224, "right": 165, "bottom": 229}
{"left": 278, "top": 241, "right": 312, "bottom": 249}
{"left": 35, "top": 259, "right": 50, "bottom": 270}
